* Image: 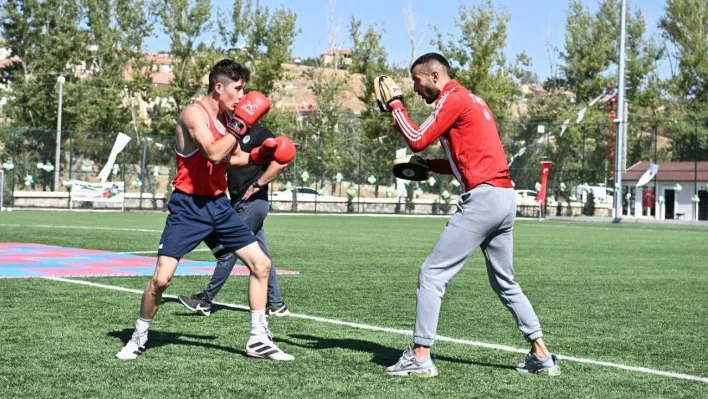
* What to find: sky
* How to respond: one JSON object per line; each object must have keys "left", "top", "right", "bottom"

{"left": 145, "top": 0, "right": 671, "bottom": 82}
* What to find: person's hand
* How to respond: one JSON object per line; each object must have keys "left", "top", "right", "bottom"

{"left": 241, "top": 184, "right": 260, "bottom": 201}
{"left": 374, "top": 75, "right": 403, "bottom": 112}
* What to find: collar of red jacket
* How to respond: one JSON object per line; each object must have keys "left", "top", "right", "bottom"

{"left": 437, "top": 79, "right": 460, "bottom": 102}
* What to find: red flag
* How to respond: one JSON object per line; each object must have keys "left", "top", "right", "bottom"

{"left": 535, "top": 161, "right": 552, "bottom": 205}
{"left": 643, "top": 188, "right": 655, "bottom": 209}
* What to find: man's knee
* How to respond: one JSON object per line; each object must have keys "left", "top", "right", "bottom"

{"left": 251, "top": 256, "right": 271, "bottom": 279}
{"left": 489, "top": 273, "right": 521, "bottom": 294}
{"left": 418, "top": 267, "right": 447, "bottom": 295}
{"left": 150, "top": 275, "right": 172, "bottom": 292}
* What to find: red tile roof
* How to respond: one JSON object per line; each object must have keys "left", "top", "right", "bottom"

{"left": 0, "top": 56, "right": 21, "bottom": 68}
{"left": 529, "top": 85, "right": 547, "bottom": 94}
{"left": 151, "top": 71, "right": 174, "bottom": 85}
{"left": 322, "top": 49, "right": 352, "bottom": 56}
{"left": 144, "top": 54, "right": 173, "bottom": 65}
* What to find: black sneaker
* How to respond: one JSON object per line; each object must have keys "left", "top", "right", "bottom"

{"left": 178, "top": 293, "right": 212, "bottom": 316}
{"left": 265, "top": 303, "right": 290, "bottom": 317}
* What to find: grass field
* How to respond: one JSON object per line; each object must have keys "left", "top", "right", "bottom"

{"left": 1, "top": 211, "right": 707, "bottom": 399}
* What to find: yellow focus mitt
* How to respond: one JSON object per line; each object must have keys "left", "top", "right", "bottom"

{"left": 374, "top": 75, "right": 403, "bottom": 112}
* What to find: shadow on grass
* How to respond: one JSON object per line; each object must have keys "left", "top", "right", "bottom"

{"left": 108, "top": 328, "right": 246, "bottom": 357}
{"left": 279, "top": 333, "right": 516, "bottom": 371}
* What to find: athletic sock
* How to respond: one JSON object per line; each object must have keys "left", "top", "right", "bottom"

{"left": 250, "top": 309, "right": 267, "bottom": 336}
{"left": 136, "top": 317, "right": 152, "bottom": 335}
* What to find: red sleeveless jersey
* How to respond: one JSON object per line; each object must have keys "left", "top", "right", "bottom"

{"left": 172, "top": 101, "right": 229, "bottom": 196}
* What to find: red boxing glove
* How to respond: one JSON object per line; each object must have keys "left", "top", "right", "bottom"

{"left": 272, "top": 136, "right": 296, "bottom": 164}
{"left": 225, "top": 91, "right": 272, "bottom": 137}
{"left": 249, "top": 138, "right": 277, "bottom": 165}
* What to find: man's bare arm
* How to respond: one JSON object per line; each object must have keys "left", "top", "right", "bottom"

{"left": 229, "top": 147, "right": 252, "bottom": 166}
{"left": 240, "top": 161, "right": 289, "bottom": 201}
{"left": 181, "top": 106, "right": 237, "bottom": 164}
{"left": 257, "top": 161, "right": 288, "bottom": 186}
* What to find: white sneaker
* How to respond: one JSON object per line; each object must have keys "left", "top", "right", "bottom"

{"left": 516, "top": 352, "right": 561, "bottom": 376}
{"left": 116, "top": 331, "right": 147, "bottom": 360}
{"left": 246, "top": 333, "right": 294, "bottom": 361}
{"left": 385, "top": 345, "right": 438, "bottom": 378}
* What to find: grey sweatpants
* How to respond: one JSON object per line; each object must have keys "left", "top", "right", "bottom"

{"left": 414, "top": 184, "right": 543, "bottom": 346}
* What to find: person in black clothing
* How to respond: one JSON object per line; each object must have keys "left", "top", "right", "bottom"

{"left": 178, "top": 123, "right": 290, "bottom": 317}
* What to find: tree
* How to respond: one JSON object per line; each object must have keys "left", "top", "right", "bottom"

{"left": 543, "top": 76, "right": 570, "bottom": 92}
{"left": 659, "top": 1, "right": 708, "bottom": 164}
{"left": 517, "top": 70, "right": 540, "bottom": 86}
{"left": 0, "top": 0, "right": 85, "bottom": 129}
{"left": 67, "top": 0, "right": 153, "bottom": 135}
{"left": 620, "top": 6, "right": 665, "bottom": 165}
{"left": 307, "top": 66, "right": 352, "bottom": 192}
{"left": 549, "top": 0, "right": 668, "bottom": 188}
{"left": 1, "top": 0, "right": 86, "bottom": 190}
{"left": 59, "top": 0, "right": 156, "bottom": 186}
{"left": 561, "top": 0, "right": 662, "bottom": 105}
{"left": 660, "top": 0, "right": 708, "bottom": 108}
{"left": 432, "top": 0, "right": 528, "bottom": 120}
{"left": 218, "top": 0, "right": 299, "bottom": 96}
{"left": 624, "top": 8, "right": 664, "bottom": 108}
{"left": 560, "top": 0, "right": 617, "bottom": 104}
{"left": 348, "top": 17, "right": 391, "bottom": 196}
{"left": 148, "top": 0, "right": 218, "bottom": 135}
{"left": 402, "top": 0, "right": 427, "bottom": 78}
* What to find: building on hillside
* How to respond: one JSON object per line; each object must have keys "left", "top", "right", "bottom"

{"left": 144, "top": 53, "right": 173, "bottom": 73}
{"left": 294, "top": 103, "right": 319, "bottom": 128}
{"left": 122, "top": 52, "right": 176, "bottom": 87}
{"left": 320, "top": 49, "right": 352, "bottom": 67}
{"left": 623, "top": 161, "right": 708, "bottom": 221}
{"left": 521, "top": 83, "right": 547, "bottom": 97}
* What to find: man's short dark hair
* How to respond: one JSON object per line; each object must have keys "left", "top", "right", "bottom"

{"left": 410, "top": 53, "right": 451, "bottom": 75}
{"left": 208, "top": 59, "right": 250, "bottom": 92}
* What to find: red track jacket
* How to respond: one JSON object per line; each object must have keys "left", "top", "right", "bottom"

{"left": 390, "top": 79, "right": 512, "bottom": 191}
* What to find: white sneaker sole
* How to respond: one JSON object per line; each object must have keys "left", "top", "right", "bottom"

{"left": 246, "top": 338, "right": 294, "bottom": 361}
{"left": 386, "top": 367, "right": 438, "bottom": 378}
{"left": 516, "top": 365, "right": 561, "bottom": 376}
{"left": 245, "top": 351, "right": 295, "bottom": 361}
{"left": 116, "top": 349, "right": 141, "bottom": 360}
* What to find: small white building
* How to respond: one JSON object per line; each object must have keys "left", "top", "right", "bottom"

{"left": 623, "top": 161, "right": 708, "bottom": 221}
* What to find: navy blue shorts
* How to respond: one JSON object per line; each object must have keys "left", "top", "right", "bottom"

{"left": 157, "top": 190, "right": 257, "bottom": 260}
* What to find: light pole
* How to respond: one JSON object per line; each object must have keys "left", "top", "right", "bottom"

{"left": 54, "top": 75, "right": 65, "bottom": 191}
{"left": 613, "top": 0, "right": 627, "bottom": 220}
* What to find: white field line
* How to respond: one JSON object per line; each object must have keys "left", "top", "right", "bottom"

{"left": 2, "top": 221, "right": 704, "bottom": 236}
{"left": 0, "top": 223, "right": 163, "bottom": 233}
{"left": 42, "top": 276, "right": 708, "bottom": 385}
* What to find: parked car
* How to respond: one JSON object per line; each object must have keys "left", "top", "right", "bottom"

{"left": 515, "top": 189, "right": 538, "bottom": 205}
{"left": 572, "top": 184, "right": 614, "bottom": 204}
